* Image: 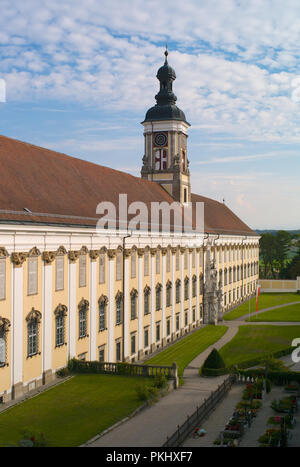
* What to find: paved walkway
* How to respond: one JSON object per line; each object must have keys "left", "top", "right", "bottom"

{"left": 87, "top": 302, "right": 300, "bottom": 447}
{"left": 86, "top": 325, "right": 239, "bottom": 447}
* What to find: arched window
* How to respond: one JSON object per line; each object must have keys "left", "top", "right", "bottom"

{"left": 156, "top": 284, "right": 162, "bottom": 311}
{"left": 176, "top": 279, "right": 181, "bottom": 303}
{"left": 98, "top": 295, "right": 108, "bottom": 331}
{"left": 166, "top": 281, "right": 172, "bottom": 307}
{"left": 78, "top": 298, "right": 89, "bottom": 338}
{"left": 0, "top": 317, "right": 10, "bottom": 366}
{"left": 54, "top": 304, "right": 67, "bottom": 347}
{"left": 144, "top": 286, "right": 151, "bottom": 315}
{"left": 26, "top": 308, "right": 42, "bottom": 357}
{"left": 184, "top": 277, "right": 189, "bottom": 301}
{"left": 192, "top": 275, "right": 197, "bottom": 297}
{"left": 115, "top": 291, "right": 123, "bottom": 325}
{"left": 130, "top": 289, "right": 138, "bottom": 320}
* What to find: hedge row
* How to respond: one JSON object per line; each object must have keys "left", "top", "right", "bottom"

{"left": 201, "top": 367, "right": 229, "bottom": 376}
{"left": 233, "top": 346, "right": 294, "bottom": 370}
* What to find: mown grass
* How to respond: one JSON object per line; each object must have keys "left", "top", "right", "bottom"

{"left": 0, "top": 374, "right": 149, "bottom": 447}
{"left": 219, "top": 325, "right": 300, "bottom": 367}
{"left": 246, "top": 303, "right": 300, "bottom": 322}
{"left": 145, "top": 325, "right": 228, "bottom": 377}
{"left": 223, "top": 293, "right": 300, "bottom": 321}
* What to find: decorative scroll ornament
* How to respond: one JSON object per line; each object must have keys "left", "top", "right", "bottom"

{"left": 155, "top": 283, "right": 162, "bottom": 291}
{"left": 166, "top": 280, "right": 172, "bottom": 289}
{"left": 196, "top": 247, "right": 201, "bottom": 253}
{"left": 26, "top": 308, "right": 42, "bottom": 323}
{"left": 137, "top": 248, "right": 145, "bottom": 257}
{"left": 80, "top": 246, "right": 89, "bottom": 255}
{"left": 78, "top": 298, "right": 89, "bottom": 312}
{"left": 130, "top": 288, "right": 138, "bottom": 297}
{"left": 89, "top": 250, "right": 100, "bottom": 261}
{"left": 180, "top": 247, "right": 186, "bottom": 254}
{"left": 107, "top": 249, "right": 117, "bottom": 259}
{"left": 68, "top": 251, "right": 80, "bottom": 263}
{"left": 56, "top": 246, "right": 67, "bottom": 256}
{"left": 171, "top": 247, "right": 178, "bottom": 254}
{"left": 161, "top": 248, "right": 167, "bottom": 256}
{"left": 98, "top": 294, "right": 108, "bottom": 306}
{"left": 28, "top": 247, "right": 41, "bottom": 257}
{"left": 144, "top": 285, "right": 151, "bottom": 295}
{"left": 150, "top": 248, "right": 157, "bottom": 256}
{"left": 11, "top": 252, "right": 28, "bottom": 267}
{"left": 54, "top": 304, "right": 68, "bottom": 317}
{"left": 42, "top": 251, "right": 56, "bottom": 264}
{"left": 189, "top": 248, "right": 194, "bottom": 253}
{"left": 0, "top": 247, "right": 9, "bottom": 258}
{"left": 0, "top": 316, "right": 11, "bottom": 332}
{"left": 123, "top": 249, "right": 131, "bottom": 258}
{"left": 115, "top": 290, "right": 123, "bottom": 301}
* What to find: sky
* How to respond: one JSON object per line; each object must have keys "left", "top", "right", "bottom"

{"left": 0, "top": 0, "right": 300, "bottom": 230}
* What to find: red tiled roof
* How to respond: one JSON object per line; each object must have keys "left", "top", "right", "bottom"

{"left": 0, "top": 134, "right": 257, "bottom": 236}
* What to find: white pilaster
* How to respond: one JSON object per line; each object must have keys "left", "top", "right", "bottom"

{"left": 150, "top": 253, "right": 155, "bottom": 345}
{"left": 180, "top": 251, "right": 184, "bottom": 328}
{"left": 89, "top": 259, "right": 97, "bottom": 361}
{"left": 43, "top": 262, "right": 52, "bottom": 374}
{"left": 123, "top": 256, "right": 129, "bottom": 359}
{"left": 161, "top": 253, "right": 166, "bottom": 339}
{"left": 108, "top": 257, "right": 115, "bottom": 362}
{"left": 171, "top": 252, "right": 175, "bottom": 333}
{"left": 68, "top": 261, "right": 77, "bottom": 358}
{"left": 11, "top": 265, "right": 23, "bottom": 388}
{"left": 137, "top": 254, "right": 143, "bottom": 352}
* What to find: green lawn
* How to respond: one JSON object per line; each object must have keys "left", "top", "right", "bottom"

{"left": 219, "top": 325, "right": 300, "bottom": 367}
{"left": 145, "top": 325, "right": 228, "bottom": 377}
{"left": 0, "top": 374, "right": 149, "bottom": 447}
{"left": 224, "top": 293, "right": 300, "bottom": 321}
{"left": 246, "top": 303, "right": 300, "bottom": 322}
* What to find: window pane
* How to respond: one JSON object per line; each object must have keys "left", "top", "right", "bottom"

{"left": 28, "top": 257, "right": 38, "bottom": 295}
{"left": 0, "top": 332, "right": 5, "bottom": 364}
{"left": 79, "top": 255, "right": 87, "bottom": 287}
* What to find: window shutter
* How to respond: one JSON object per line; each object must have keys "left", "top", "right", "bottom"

{"left": 56, "top": 257, "right": 64, "bottom": 291}
{"left": 0, "top": 259, "right": 5, "bottom": 300}
{"left": 28, "top": 257, "right": 38, "bottom": 295}
{"left": 79, "top": 255, "right": 86, "bottom": 287}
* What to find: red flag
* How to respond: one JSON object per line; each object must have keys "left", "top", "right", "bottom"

{"left": 256, "top": 284, "right": 261, "bottom": 313}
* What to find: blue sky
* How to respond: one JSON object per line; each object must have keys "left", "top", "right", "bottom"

{"left": 0, "top": 0, "right": 300, "bottom": 230}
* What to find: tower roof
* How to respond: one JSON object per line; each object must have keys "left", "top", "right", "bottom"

{"left": 142, "top": 49, "right": 189, "bottom": 124}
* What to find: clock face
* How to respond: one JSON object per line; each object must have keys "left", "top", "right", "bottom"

{"left": 154, "top": 132, "right": 167, "bottom": 147}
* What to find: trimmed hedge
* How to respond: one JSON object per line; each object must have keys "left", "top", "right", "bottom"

{"left": 201, "top": 348, "right": 227, "bottom": 376}
{"left": 201, "top": 367, "right": 229, "bottom": 376}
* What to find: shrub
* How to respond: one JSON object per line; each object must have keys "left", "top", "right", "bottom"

{"left": 135, "top": 383, "right": 159, "bottom": 402}
{"left": 203, "top": 348, "right": 226, "bottom": 370}
{"left": 201, "top": 367, "right": 228, "bottom": 376}
{"left": 153, "top": 374, "right": 167, "bottom": 389}
{"left": 19, "top": 429, "right": 47, "bottom": 447}
{"left": 56, "top": 367, "right": 69, "bottom": 378}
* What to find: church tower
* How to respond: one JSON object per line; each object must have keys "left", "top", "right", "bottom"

{"left": 141, "top": 49, "right": 191, "bottom": 204}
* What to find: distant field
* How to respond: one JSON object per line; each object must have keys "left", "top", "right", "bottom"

{"left": 224, "top": 293, "right": 300, "bottom": 321}
{"left": 246, "top": 303, "right": 300, "bottom": 322}
{"left": 145, "top": 325, "right": 227, "bottom": 377}
{"left": 219, "top": 325, "right": 300, "bottom": 367}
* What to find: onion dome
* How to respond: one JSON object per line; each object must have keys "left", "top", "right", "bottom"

{"left": 142, "top": 49, "right": 188, "bottom": 124}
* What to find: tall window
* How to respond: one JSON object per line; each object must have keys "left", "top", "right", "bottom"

{"left": 99, "top": 253, "right": 105, "bottom": 284}
{"left": 26, "top": 309, "right": 41, "bottom": 357}
{"left": 156, "top": 322, "right": 160, "bottom": 342}
{"left": 192, "top": 307, "right": 196, "bottom": 322}
{"left": 28, "top": 257, "right": 38, "bottom": 295}
{"left": 130, "top": 289, "right": 138, "bottom": 320}
{"left": 199, "top": 274, "right": 204, "bottom": 294}
{"left": 176, "top": 280, "right": 181, "bottom": 304}
{"left": 144, "top": 327, "right": 149, "bottom": 348}
{"left": 0, "top": 258, "right": 5, "bottom": 300}
{"left": 176, "top": 313, "right": 180, "bottom": 331}
{"left": 78, "top": 299, "right": 89, "bottom": 338}
{"left": 99, "top": 345, "right": 105, "bottom": 362}
{"left": 131, "top": 250, "right": 136, "bottom": 279}
{"left": 166, "top": 318, "right": 171, "bottom": 336}
{"left": 116, "top": 250, "right": 122, "bottom": 281}
{"left": 184, "top": 277, "right": 189, "bottom": 301}
{"left": 116, "top": 340, "right": 121, "bottom": 362}
{"left": 144, "top": 286, "right": 150, "bottom": 315}
{"left": 184, "top": 249, "right": 188, "bottom": 269}
{"left": 166, "top": 281, "right": 172, "bottom": 307}
{"left": 192, "top": 276, "right": 197, "bottom": 297}
{"left": 55, "top": 256, "right": 64, "bottom": 291}
{"left": 156, "top": 284, "right": 162, "bottom": 311}
{"left": 176, "top": 251, "right": 180, "bottom": 271}
{"left": 79, "top": 254, "right": 87, "bottom": 287}
{"left": 99, "top": 296, "right": 108, "bottom": 331}
{"left": 55, "top": 314, "right": 64, "bottom": 347}
{"left": 116, "top": 292, "right": 123, "bottom": 325}
{"left": 166, "top": 249, "right": 171, "bottom": 272}
{"left": 156, "top": 251, "right": 160, "bottom": 274}
{"left": 144, "top": 250, "right": 149, "bottom": 276}
{"left": 131, "top": 333, "right": 136, "bottom": 355}
{"left": 0, "top": 330, "right": 5, "bottom": 365}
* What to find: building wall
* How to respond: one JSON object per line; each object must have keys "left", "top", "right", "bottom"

{"left": 0, "top": 225, "right": 259, "bottom": 402}
{"left": 260, "top": 278, "right": 300, "bottom": 293}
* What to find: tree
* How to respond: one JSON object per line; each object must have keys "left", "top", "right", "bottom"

{"left": 274, "top": 230, "right": 291, "bottom": 276}
{"left": 260, "top": 233, "right": 277, "bottom": 278}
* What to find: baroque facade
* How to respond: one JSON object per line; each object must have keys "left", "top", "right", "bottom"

{"left": 0, "top": 51, "right": 260, "bottom": 402}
